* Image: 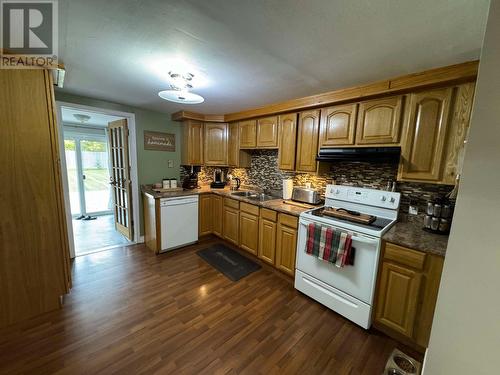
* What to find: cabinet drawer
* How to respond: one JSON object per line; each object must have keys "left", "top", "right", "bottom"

{"left": 240, "top": 202, "right": 259, "bottom": 216}
{"left": 278, "top": 213, "right": 298, "bottom": 229}
{"left": 224, "top": 197, "right": 240, "bottom": 209}
{"left": 384, "top": 242, "right": 426, "bottom": 270}
{"left": 260, "top": 208, "right": 277, "bottom": 222}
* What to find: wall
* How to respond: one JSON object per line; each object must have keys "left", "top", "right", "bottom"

{"left": 183, "top": 149, "right": 452, "bottom": 214}
{"left": 56, "top": 92, "right": 181, "bottom": 235}
{"left": 423, "top": 0, "right": 500, "bottom": 373}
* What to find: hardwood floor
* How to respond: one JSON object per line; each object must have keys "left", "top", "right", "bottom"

{"left": 0, "top": 237, "right": 399, "bottom": 374}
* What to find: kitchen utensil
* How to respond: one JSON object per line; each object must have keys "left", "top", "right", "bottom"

{"left": 433, "top": 204, "right": 442, "bottom": 217}
{"left": 426, "top": 202, "right": 434, "bottom": 215}
{"left": 291, "top": 186, "right": 321, "bottom": 204}
{"left": 229, "top": 177, "right": 241, "bottom": 191}
{"left": 322, "top": 207, "right": 376, "bottom": 224}
{"left": 423, "top": 215, "right": 432, "bottom": 229}
{"left": 431, "top": 217, "right": 440, "bottom": 231}
{"left": 210, "top": 168, "right": 226, "bottom": 189}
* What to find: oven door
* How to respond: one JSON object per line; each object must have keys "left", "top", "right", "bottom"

{"left": 295, "top": 217, "right": 381, "bottom": 305}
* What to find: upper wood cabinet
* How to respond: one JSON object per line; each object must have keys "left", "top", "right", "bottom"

{"left": 275, "top": 213, "right": 298, "bottom": 276}
{"left": 204, "top": 123, "right": 228, "bottom": 166}
{"left": 398, "top": 88, "right": 453, "bottom": 182}
{"left": 239, "top": 120, "right": 257, "bottom": 148}
{"left": 228, "top": 122, "right": 251, "bottom": 168}
{"left": 181, "top": 121, "right": 204, "bottom": 165}
{"left": 356, "top": 96, "right": 403, "bottom": 145}
{"left": 257, "top": 116, "right": 279, "bottom": 148}
{"left": 277, "top": 113, "right": 298, "bottom": 171}
{"left": 319, "top": 104, "right": 357, "bottom": 147}
{"left": 295, "top": 110, "right": 320, "bottom": 173}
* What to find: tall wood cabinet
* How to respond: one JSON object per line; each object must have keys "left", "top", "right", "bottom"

{"left": 398, "top": 88, "right": 453, "bottom": 182}
{"left": 319, "top": 104, "right": 357, "bottom": 147}
{"left": 204, "top": 123, "right": 228, "bottom": 166}
{"left": 275, "top": 214, "right": 299, "bottom": 276}
{"left": 277, "top": 113, "right": 298, "bottom": 171}
{"left": 0, "top": 69, "right": 71, "bottom": 328}
{"left": 295, "top": 110, "right": 320, "bottom": 172}
{"left": 181, "top": 120, "right": 204, "bottom": 165}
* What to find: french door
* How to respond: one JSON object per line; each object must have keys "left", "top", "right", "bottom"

{"left": 108, "top": 119, "right": 133, "bottom": 241}
{"left": 63, "top": 134, "right": 112, "bottom": 217}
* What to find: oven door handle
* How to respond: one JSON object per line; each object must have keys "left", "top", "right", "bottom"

{"left": 299, "top": 221, "right": 378, "bottom": 245}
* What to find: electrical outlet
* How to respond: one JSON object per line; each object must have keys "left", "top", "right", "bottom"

{"left": 409, "top": 205, "right": 419, "bottom": 215}
{"left": 167, "top": 160, "right": 174, "bottom": 168}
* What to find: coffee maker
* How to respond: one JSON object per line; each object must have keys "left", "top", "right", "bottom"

{"left": 182, "top": 166, "right": 200, "bottom": 190}
{"left": 210, "top": 168, "right": 226, "bottom": 189}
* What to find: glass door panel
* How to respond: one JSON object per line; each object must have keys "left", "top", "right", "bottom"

{"left": 64, "top": 139, "right": 81, "bottom": 215}
{"left": 81, "top": 139, "right": 112, "bottom": 214}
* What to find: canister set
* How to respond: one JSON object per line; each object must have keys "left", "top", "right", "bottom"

{"left": 162, "top": 178, "right": 178, "bottom": 189}
{"left": 423, "top": 201, "right": 453, "bottom": 234}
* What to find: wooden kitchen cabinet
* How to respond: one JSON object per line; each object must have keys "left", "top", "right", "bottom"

{"left": 204, "top": 123, "right": 228, "bottom": 166}
{"left": 356, "top": 96, "right": 403, "bottom": 145}
{"left": 275, "top": 213, "right": 299, "bottom": 276}
{"left": 199, "top": 194, "right": 213, "bottom": 236}
{"left": 239, "top": 203, "right": 259, "bottom": 255}
{"left": 181, "top": 120, "right": 204, "bottom": 165}
{"left": 374, "top": 242, "right": 444, "bottom": 351}
{"left": 258, "top": 208, "right": 277, "bottom": 265}
{"left": 277, "top": 113, "right": 298, "bottom": 171}
{"left": 212, "top": 195, "right": 224, "bottom": 237}
{"left": 257, "top": 116, "right": 279, "bottom": 148}
{"left": 228, "top": 122, "right": 252, "bottom": 167}
{"left": 398, "top": 88, "right": 453, "bottom": 182}
{"left": 319, "top": 104, "right": 357, "bottom": 147}
{"left": 295, "top": 110, "right": 320, "bottom": 172}
{"left": 239, "top": 120, "right": 257, "bottom": 148}
{"left": 223, "top": 198, "right": 240, "bottom": 245}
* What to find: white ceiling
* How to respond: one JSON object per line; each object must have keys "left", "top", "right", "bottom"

{"left": 61, "top": 107, "right": 123, "bottom": 127}
{"left": 57, "top": 0, "right": 490, "bottom": 115}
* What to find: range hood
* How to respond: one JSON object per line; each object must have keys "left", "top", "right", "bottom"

{"left": 316, "top": 147, "right": 401, "bottom": 162}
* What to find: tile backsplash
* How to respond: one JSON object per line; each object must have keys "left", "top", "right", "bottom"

{"left": 181, "top": 150, "right": 453, "bottom": 214}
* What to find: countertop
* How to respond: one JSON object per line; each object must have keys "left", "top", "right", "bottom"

{"left": 383, "top": 215, "right": 449, "bottom": 257}
{"left": 141, "top": 185, "right": 313, "bottom": 217}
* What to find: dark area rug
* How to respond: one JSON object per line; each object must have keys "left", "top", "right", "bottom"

{"left": 197, "top": 244, "right": 261, "bottom": 281}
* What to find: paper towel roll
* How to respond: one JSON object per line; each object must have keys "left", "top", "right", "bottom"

{"left": 283, "top": 179, "right": 293, "bottom": 200}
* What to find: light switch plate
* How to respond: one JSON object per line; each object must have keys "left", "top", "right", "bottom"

{"left": 168, "top": 160, "right": 174, "bottom": 168}
{"left": 409, "top": 205, "right": 418, "bottom": 215}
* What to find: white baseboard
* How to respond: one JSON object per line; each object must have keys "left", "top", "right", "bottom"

{"left": 138, "top": 235, "right": 145, "bottom": 243}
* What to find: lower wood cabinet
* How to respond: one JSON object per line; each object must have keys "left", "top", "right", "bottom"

{"left": 275, "top": 213, "right": 299, "bottom": 276}
{"left": 258, "top": 209, "right": 277, "bottom": 265}
{"left": 223, "top": 198, "right": 240, "bottom": 245}
{"left": 374, "top": 242, "right": 444, "bottom": 351}
{"left": 239, "top": 211, "right": 259, "bottom": 255}
{"left": 212, "top": 195, "right": 223, "bottom": 237}
{"left": 199, "top": 194, "right": 213, "bottom": 236}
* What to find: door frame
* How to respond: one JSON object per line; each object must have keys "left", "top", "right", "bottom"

{"left": 55, "top": 101, "right": 140, "bottom": 258}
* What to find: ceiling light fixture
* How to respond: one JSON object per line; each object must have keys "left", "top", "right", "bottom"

{"left": 73, "top": 113, "right": 91, "bottom": 123}
{"left": 158, "top": 71, "right": 205, "bottom": 104}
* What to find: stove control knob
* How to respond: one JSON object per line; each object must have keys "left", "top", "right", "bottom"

{"left": 380, "top": 196, "right": 387, "bottom": 202}
{"left": 390, "top": 197, "right": 396, "bottom": 203}
{"left": 335, "top": 189, "right": 340, "bottom": 194}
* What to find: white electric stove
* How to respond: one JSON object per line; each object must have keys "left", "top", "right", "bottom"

{"left": 295, "top": 185, "right": 401, "bottom": 329}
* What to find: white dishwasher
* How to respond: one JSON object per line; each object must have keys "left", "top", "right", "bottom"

{"left": 160, "top": 195, "right": 199, "bottom": 252}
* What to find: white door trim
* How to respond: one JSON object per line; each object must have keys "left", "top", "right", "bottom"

{"left": 55, "top": 101, "right": 141, "bottom": 258}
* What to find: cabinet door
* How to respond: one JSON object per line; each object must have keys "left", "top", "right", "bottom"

{"left": 375, "top": 262, "right": 422, "bottom": 338}
{"left": 399, "top": 88, "right": 452, "bottom": 182}
{"left": 239, "top": 212, "right": 259, "bottom": 255}
{"left": 204, "top": 123, "right": 228, "bottom": 166}
{"left": 296, "top": 110, "right": 320, "bottom": 172}
{"left": 319, "top": 104, "right": 357, "bottom": 147}
{"left": 198, "top": 194, "right": 212, "bottom": 236}
{"left": 275, "top": 214, "right": 298, "bottom": 276}
{"left": 212, "top": 195, "right": 223, "bottom": 237}
{"left": 223, "top": 207, "right": 239, "bottom": 245}
{"left": 257, "top": 116, "right": 279, "bottom": 148}
{"left": 228, "top": 122, "right": 251, "bottom": 168}
{"left": 239, "top": 120, "right": 257, "bottom": 148}
{"left": 277, "top": 113, "right": 297, "bottom": 171}
{"left": 258, "top": 218, "right": 277, "bottom": 265}
{"left": 356, "top": 96, "right": 403, "bottom": 145}
{"left": 181, "top": 121, "right": 203, "bottom": 165}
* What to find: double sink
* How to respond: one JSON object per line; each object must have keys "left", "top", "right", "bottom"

{"left": 230, "top": 191, "right": 276, "bottom": 202}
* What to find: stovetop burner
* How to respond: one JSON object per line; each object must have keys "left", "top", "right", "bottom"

{"left": 310, "top": 207, "right": 393, "bottom": 231}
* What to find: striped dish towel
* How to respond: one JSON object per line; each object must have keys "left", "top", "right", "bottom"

{"left": 306, "top": 223, "right": 354, "bottom": 267}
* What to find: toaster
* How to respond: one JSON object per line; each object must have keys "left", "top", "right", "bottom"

{"left": 291, "top": 187, "right": 321, "bottom": 205}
